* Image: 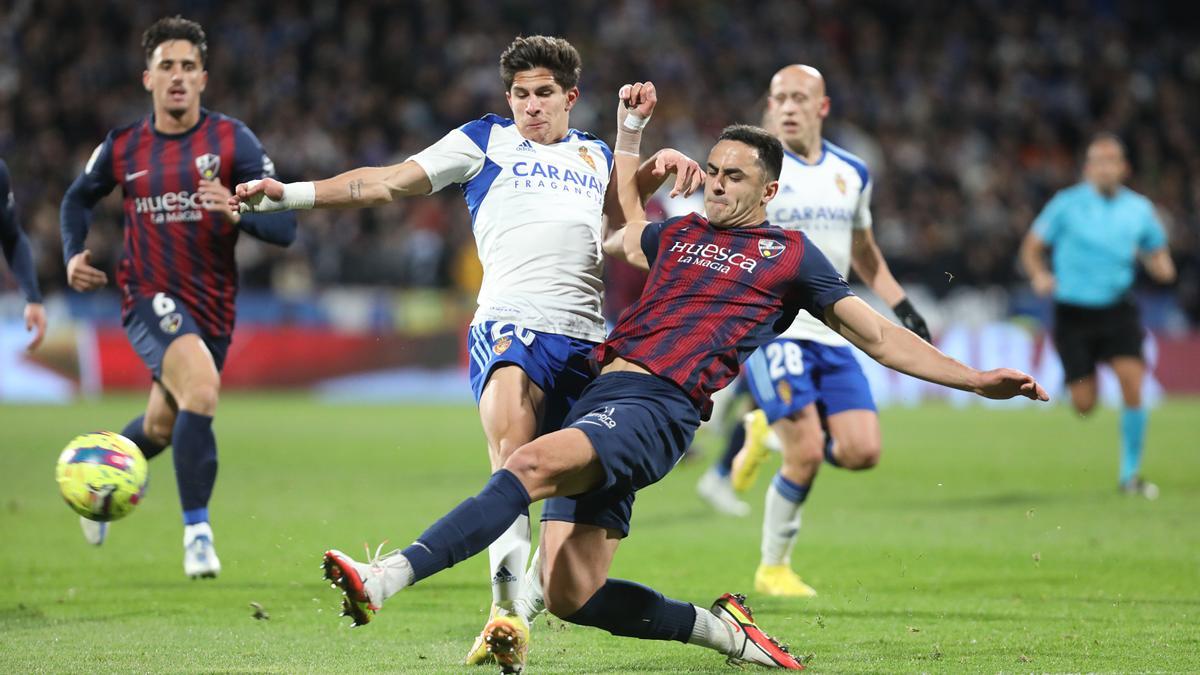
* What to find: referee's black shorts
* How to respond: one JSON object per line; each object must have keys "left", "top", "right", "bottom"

{"left": 1052, "top": 296, "right": 1144, "bottom": 383}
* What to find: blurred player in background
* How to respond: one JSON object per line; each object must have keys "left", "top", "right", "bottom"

{"left": 314, "top": 84, "right": 1047, "bottom": 673}
{"left": 0, "top": 159, "right": 47, "bottom": 351}
{"left": 232, "top": 35, "right": 701, "bottom": 665}
{"left": 1020, "top": 134, "right": 1176, "bottom": 498}
{"left": 59, "top": 17, "right": 297, "bottom": 576}
{"left": 696, "top": 65, "right": 932, "bottom": 598}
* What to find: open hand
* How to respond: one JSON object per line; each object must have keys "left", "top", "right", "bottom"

{"left": 651, "top": 149, "right": 704, "bottom": 198}
{"left": 197, "top": 178, "right": 239, "bottom": 223}
{"left": 66, "top": 250, "right": 107, "bottom": 292}
{"left": 973, "top": 368, "right": 1049, "bottom": 401}
{"left": 24, "top": 302, "right": 46, "bottom": 352}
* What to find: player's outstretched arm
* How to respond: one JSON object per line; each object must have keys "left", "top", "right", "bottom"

{"left": 850, "top": 228, "right": 931, "bottom": 342}
{"left": 232, "top": 161, "right": 433, "bottom": 213}
{"left": 825, "top": 296, "right": 1049, "bottom": 401}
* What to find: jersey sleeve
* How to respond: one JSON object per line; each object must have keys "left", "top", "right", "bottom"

{"left": 0, "top": 160, "right": 43, "bottom": 303}
{"left": 794, "top": 232, "right": 855, "bottom": 319}
{"left": 407, "top": 120, "right": 491, "bottom": 194}
{"left": 1138, "top": 200, "right": 1168, "bottom": 252}
{"left": 639, "top": 220, "right": 672, "bottom": 265}
{"left": 853, "top": 178, "right": 874, "bottom": 230}
{"left": 60, "top": 134, "right": 119, "bottom": 263}
{"left": 232, "top": 122, "right": 297, "bottom": 247}
{"left": 231, "top": 122, "right": 279, "bottom": 183}
{"left": 1031, "top": 192, "right": 1066, "bottom": 243}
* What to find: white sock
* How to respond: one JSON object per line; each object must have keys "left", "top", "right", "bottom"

{"left": 368, "top": 550, "right": 415, "bottom": 603}
{"left": 687, "top": 605, "right": 737, "bottom": 655}
{"left": 488, "top": 512, "right": 531, "bottom": 610}
{"left": 513, "top": 545, "right": 545, "bottom": 623}
{"left": 761, "top": 480, "right": 804, "bottom": 566}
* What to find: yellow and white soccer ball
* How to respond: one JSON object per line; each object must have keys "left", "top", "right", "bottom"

{"left": 55, "top": 432, "right": 148, "bottom": 522}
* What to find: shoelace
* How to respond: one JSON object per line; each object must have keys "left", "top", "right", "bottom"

{"left": 363, "top": 540, "right": 391, "bottom": 571}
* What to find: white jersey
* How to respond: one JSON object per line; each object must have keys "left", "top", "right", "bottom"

{"left": 410, "top": 114, "right": 612, "bottom": 342}
{"left": 770, "top": 140, "right": 872, "bottom": 345}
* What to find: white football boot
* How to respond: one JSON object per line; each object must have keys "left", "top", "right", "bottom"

{"left": 183, "top": 522, "right": 221, "bottom": 579}
{"left": 79, "top": 516, "right": 108, "bottom": 546}
{"left": 697, "top": 468, "right": 751, "bottom": 517}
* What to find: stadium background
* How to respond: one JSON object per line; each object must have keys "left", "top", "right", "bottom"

{"left": 3, "top": 0, "right": 1200, "bottom": 401}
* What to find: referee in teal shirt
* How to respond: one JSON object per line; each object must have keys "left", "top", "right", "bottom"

{"left": 1021, "top": 134, "right": 1176, "bottom": 498}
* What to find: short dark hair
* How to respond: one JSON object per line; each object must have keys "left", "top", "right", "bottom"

{"left": 717, "top": 124, "right": 783, "bottom": 182}
{"left": 143, "top": 16, "right": 207, "bottom": 66}
{"left": 499, "top": 35, "right": 582, "bottom": 91}
{"left": 1088, "top": 132, "right": 1127, "bottom": 158}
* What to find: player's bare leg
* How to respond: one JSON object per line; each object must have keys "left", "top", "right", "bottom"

{"left": 466, "top": 365, "right": 546, "bottom": 664}
{"left": 824, "top": 410, "right": 881, "bottom": 470}
{"left": 80, "top": 382, "right": 177, "bottom": 546}
{"left": 161, "top": 335, "right": 223, "bottom": 578}
{"left": 1110, "top": 356, "right": 1156, "bottom": 498}
{"left": 1066, "top": 375, "right": 1099, "bottom": 416}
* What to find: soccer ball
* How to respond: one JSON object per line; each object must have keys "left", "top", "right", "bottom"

{"left": 55, "top": 432, "right": 148, "bottom": 522}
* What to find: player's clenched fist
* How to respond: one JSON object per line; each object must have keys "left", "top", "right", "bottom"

{"left": 66, "top": 250, "right": 107, "bottom": 292}
{"left": 617, "top": 82, "right": 657, "bottom": 133}
{"left": 229, "top": 177, "right": 285, "bottom": 213}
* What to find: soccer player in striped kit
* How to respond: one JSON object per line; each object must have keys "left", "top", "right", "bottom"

{"left": 233, "top": 36, "right": 701, "bottom": 667}
{"left": 60, "top": 16, "right": 297, "bottom": 577}
{"left": 315, "top": 83, "right": 1047, "bottom": 672}
{"left": 0, "top": 159, "right": 47, "bottom": 351}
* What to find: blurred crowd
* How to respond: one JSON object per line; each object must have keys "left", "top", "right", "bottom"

{"left": 2, "top": 0, "right": 1198, "bottom": 321}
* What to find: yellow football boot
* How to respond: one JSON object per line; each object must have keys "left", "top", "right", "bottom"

{"left": 754, "top": 564, "right": 818, "bottom": 598}
{"left": 481, "top": 613, "right": 529, "bottom": 674}
{"left": 464, "top": 605, "right": 499, "bottom": 665}
{"left": 731, "top": 410, "right": 772, "bottom": 493}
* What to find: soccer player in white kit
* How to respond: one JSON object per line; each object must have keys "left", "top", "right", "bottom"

{"left": 231, "top": 36, "right": 702, "bottom": 668}
{"left": 706, "top": 64, "right": 932, "bottom": 598}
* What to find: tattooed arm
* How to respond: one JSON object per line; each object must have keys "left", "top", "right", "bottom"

{"left": 232, "top": 161, "right": 433, "bottom": 212}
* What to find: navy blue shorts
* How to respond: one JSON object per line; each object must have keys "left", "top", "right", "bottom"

{"left": 541, "top": 372, "right": 701, "bottom": 537}
{"left": 743, "top": 338, "right": 875, "bottom": 424}
{"left": 467, "top": 321, "right": 597, "bottom": 436}
{"left": 123, "top": 292, "right": 229, "bottom": 380}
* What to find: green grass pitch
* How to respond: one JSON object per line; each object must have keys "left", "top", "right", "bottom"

{"left": 2, "top": 395, "right": 1198, "bottom": 672}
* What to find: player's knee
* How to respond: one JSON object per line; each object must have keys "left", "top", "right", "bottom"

{"left": 838, "top": 437, "right": 882, "bottom": 470}
{"left": 502, "top": 444, "right": 558, "bottom": 497}
{"left": 179, "top": 382, "right": 219, "bottom": 415}
{"left": 1072, "top": 398, "right": 1096, "bottom": 416}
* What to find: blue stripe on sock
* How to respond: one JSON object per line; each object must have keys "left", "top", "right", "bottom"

{"left": 772, "top": 472, "right": 810, "bottom": 504}
{"left": 183, "top": 508, "right": 209, "bottom": 525}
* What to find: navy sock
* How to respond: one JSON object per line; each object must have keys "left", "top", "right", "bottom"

{"left": 564, "top": 579, "right": 696, "bottom": 643}
{"left": 172, "top": 411, "right": 217, "bottom": 525}
{"left": 717, "top": 423, "right": 745, "bottom": 477}
{"left": 121, "top": 414, "right": 168, "bottom": 460}
{"left": 822, "top": 433, "right": 840, "bottom": 467}
{"left": 402, "top": 469, "right": 531, "bottom": 584}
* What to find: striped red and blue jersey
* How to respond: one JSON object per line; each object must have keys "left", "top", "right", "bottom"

{"left": 61, "top": 109, "right": 296, "bottom": 338}
{"left": 595, "top": 212, "right": 853, "bottom": 418}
